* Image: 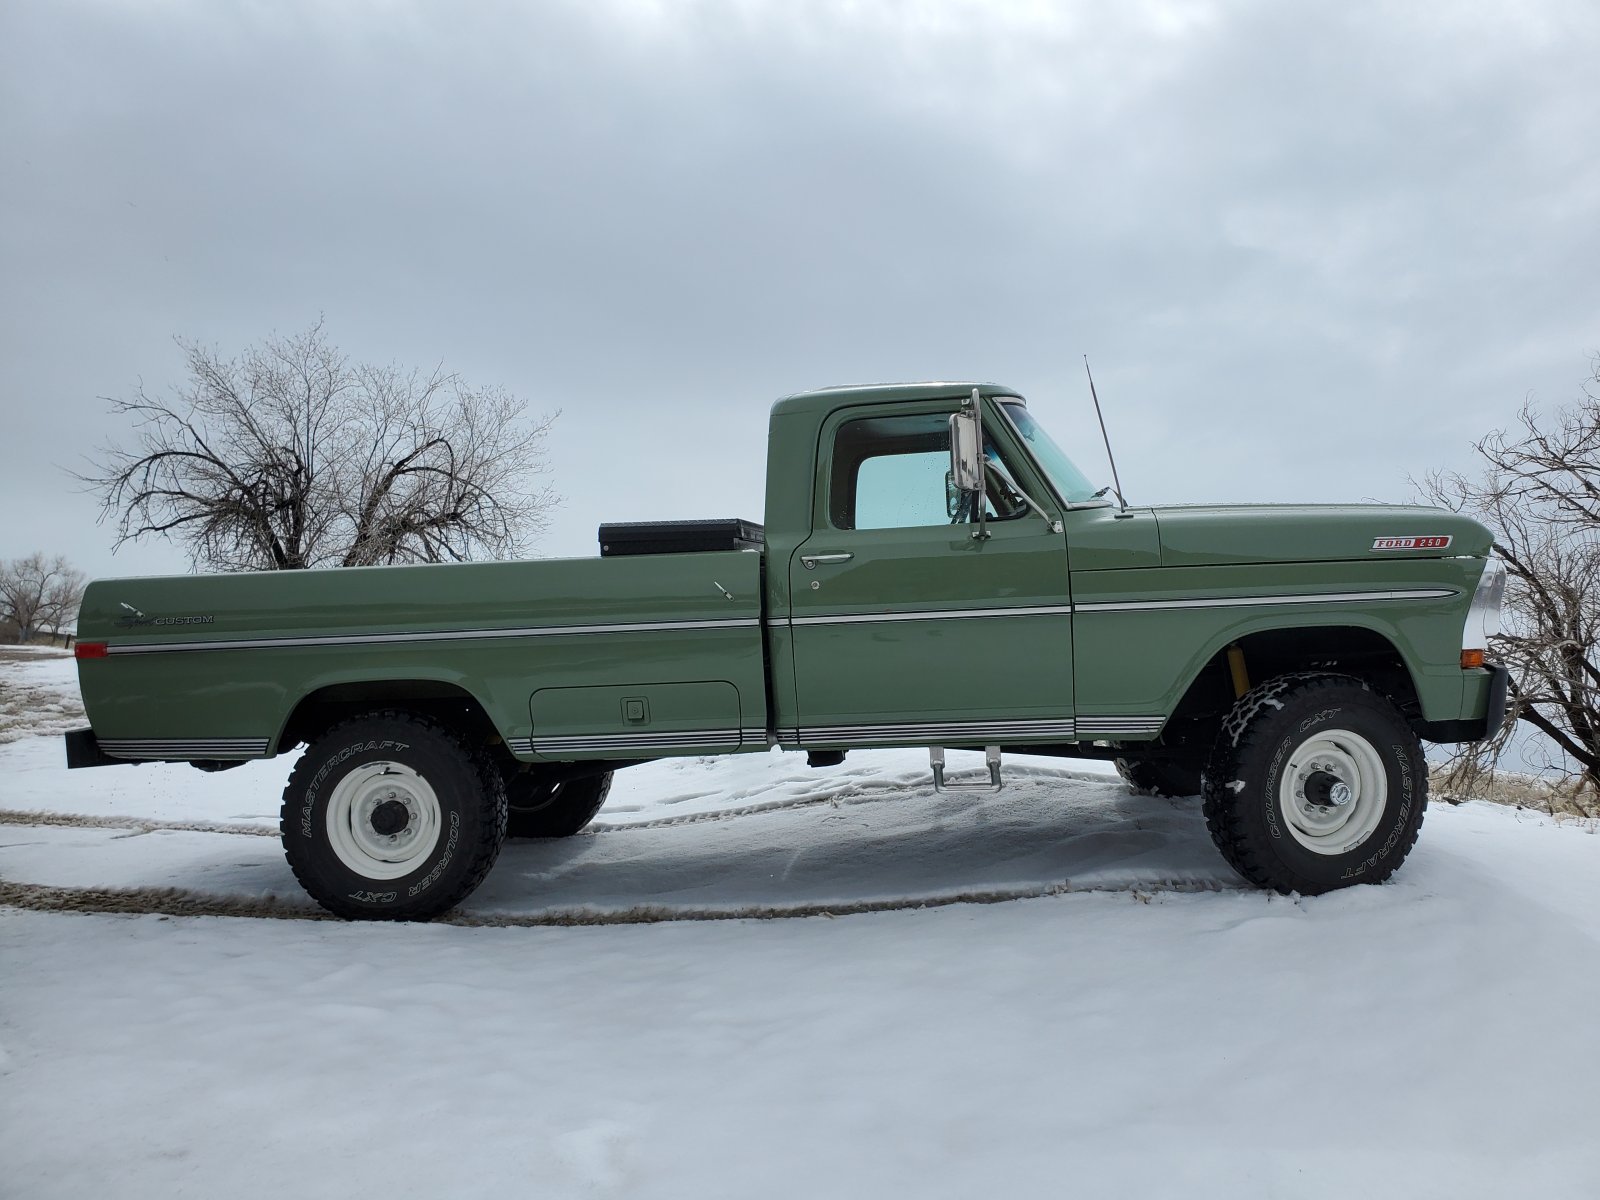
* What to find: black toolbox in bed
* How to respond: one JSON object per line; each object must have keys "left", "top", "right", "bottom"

{"left": 598, "top": 519, "right": 765, "bottom": 557}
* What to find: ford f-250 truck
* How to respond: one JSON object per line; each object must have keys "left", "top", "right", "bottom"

{"left": 66, "top": 382, "right": 1509, "bottom": 920}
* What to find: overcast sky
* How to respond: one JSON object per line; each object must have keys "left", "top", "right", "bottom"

{"left": 2, "top": 0, "right": 1597, "bottom": 581}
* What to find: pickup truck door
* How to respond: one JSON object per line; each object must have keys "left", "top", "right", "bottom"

{"left": 783, "top": 401, "right": 1075, "bottom": 747}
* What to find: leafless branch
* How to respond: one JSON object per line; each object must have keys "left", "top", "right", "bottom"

{"left": 1416, "top": 353, "right": 1600, "bottom": 814}
{"left": 78, "top": 322, "right": 560, "bottom": 573}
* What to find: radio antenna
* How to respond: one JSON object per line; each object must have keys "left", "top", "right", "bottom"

{"left": 1084, "top": 356, "right": 1128, "bottom": 512}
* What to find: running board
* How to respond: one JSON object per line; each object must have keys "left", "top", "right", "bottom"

{"left": 929, "top": 746, "right": 1004, "bottom": 793}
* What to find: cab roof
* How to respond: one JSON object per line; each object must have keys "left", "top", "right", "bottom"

{"left": 769, "top": 381, "right": 1023, "bottom": 420}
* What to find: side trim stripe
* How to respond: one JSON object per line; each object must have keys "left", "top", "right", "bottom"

{"left": 106, "top": 617, "right": 760, "bottom": 656}
{"left": 508, "top": 729, "right": 770, "bottom": 756}
{"left": 1074, "top": 588, "right": 1456, "bottom": 614}
{"left": 99, "top": 738, "right": 271, "bottom": 759}
{"left": 790, "top": 605, "right": 1073, "bottom": 627}
{"left": 98, "top": 589, "right": 1458, "bottom": 654}
{"left": 534, "top": 730, "right": 741, "bottom": 752}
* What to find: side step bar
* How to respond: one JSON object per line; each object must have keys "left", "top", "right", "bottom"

{"left": 929, "top": 746, "right": 1004, "bottom": 793}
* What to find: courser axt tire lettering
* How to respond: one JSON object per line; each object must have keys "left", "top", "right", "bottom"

{"left": 279, "top": 710, "right": 507, "bottom": 921}
{"left": 1201, "top": 675, "right": 1427, "bottom": 895}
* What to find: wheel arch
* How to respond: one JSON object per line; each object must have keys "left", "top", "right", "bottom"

{"left": 1164, "top": 623, "right": 1424, "bottom": 741}
{"left": 272, "top": 676, "right": 508, "bottom": 756}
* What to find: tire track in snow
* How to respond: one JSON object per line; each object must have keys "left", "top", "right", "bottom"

{"left": 0, "top": 876, "right": 1243, "bottom": 926}
{"left": 0, "top": 810, "right": 278, "bottom": 837}
{"left": 1, "top": 768, "right": 1126, "bottom": 839}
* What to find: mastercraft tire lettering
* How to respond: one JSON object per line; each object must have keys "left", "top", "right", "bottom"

{"left": 279, "top": 711, "right": 507, "bottom": 920}
{"left": 1201, "top": 676, "right": 1427, "bottom": 895}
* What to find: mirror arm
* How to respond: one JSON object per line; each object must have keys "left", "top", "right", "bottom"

{"left": 969, "top": 388, "right": 989, "bottom": 541}
{"left": 989, "top": 460, "right": 1065, "bottom": 534}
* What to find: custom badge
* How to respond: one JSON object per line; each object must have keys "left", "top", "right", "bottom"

{"left": 1372, "top": 535, "right": 1452, "bottom": 551}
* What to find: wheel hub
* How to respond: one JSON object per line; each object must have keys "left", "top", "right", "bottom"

{"left": 1302, "top": 769, "right": 1352, "bottom": 808}
{"left": 369, "top": 799, "right": 411, "bottom": 835}
{"left": 324, "top": 762, "right": 443, "bottom": 880}
{"left": 1279, "top": 733, "right": 1388, "bottom": 855}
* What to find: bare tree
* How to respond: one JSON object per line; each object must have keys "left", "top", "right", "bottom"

{"left": 1421, "top": 356, "right": 1600, "bottom": 814}
{"left": 83, "top": 321, "right": 559, "bottom": 571}
{"left": 0, "top": 553, "right": 85, "bottom": 644}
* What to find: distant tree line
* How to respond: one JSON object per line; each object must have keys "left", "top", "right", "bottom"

{"left": 0, "top": 553, "right": 85, "bottom": 645}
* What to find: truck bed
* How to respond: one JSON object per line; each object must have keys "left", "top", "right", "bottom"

{"left": 75, "top": 550, "right": 768, "bottom": 763}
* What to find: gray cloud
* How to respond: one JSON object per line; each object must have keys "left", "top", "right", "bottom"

{"left": 2, "top": 0, "right": 1596, "bottom": 579}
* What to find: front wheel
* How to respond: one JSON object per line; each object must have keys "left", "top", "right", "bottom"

{"left": 280, "top": 711, "right": 507, "bottom": 920}
{"left": 1202, "top": 675, "right": 1427, "bottom": 895}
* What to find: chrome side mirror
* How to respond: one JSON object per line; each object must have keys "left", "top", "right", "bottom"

{"left": 949, "top": 409, "right": 983, "bottom": 493}
{"left": 949, "top": 389, "right": 989, "bottom": 540}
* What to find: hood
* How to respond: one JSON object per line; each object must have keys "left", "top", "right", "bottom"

{"left": 1150, "top": 504, "right": 1494, "bottom": 567}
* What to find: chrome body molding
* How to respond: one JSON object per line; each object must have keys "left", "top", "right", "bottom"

{"left": 1074, "top": 717, "right": 1166, "bottom": 739}
{"left": 106, "top": 617, "right": 762, "bottom": 656}
{"left": 508, "top": 727, "right": 769, "bottom": 758}
{"left": 790, "top": 605, "right": 1073, "bottom": 627}
{"left": 790, "top": 589, "right": 1456, "bottom": 628}
{"left": 776, "top": 715, "right": 1168, "bottom": 746}
{"left": 1074, "top": 588, "right": 1456, "bottom": 614}
{"left": 794, "top": 718, "right": 1077, "bottom": 746}
{"left": 522, "top": 728, "right": 767, "bottom": 756}
{"left": 99, "top": 591, "right": 1457, "bottom": 655}
{"left": 98, "top": 737, "right": 272, "bottom": 760}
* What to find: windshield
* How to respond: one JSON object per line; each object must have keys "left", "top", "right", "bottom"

{"left": 997, "top": 400, "right": 1102, "bottom": 504}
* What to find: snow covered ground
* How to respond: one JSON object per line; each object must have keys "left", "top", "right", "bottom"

{"left": 3, "top": 651, "right": 1599, "bottom": 1198}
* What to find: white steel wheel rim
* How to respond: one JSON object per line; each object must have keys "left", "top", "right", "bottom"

{"left": 325, "top": 761, "right": 442, "bottom": 880}
{"left": 1278, "top": 729, "right": 1388, "bottom": 856}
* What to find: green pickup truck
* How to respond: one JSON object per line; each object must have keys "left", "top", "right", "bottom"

{"left": 67, "top": 382, "right": 1508, "bottom": 919}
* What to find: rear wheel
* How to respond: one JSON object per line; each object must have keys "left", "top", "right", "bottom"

{"left": 1202, "top": 675, "right": 1426, "bottom": 895}
{"left": 280, "top": 711, "right": 506, "bottom": 920}
{"left": 504, "top": 770, "right": 613, "bottom": 838}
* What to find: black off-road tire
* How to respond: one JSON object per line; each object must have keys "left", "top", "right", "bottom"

{"left": 1114, "top": 755, "right": 1205, "bottom": 798}
{"left": 1202, "top": 675, "right": 1427, "bottom": 895}
{"left": 280, "top": 711, "right": 507, "bottom": 921}
{"left": 504, "top": 770, "right": 613, "bottom": 838}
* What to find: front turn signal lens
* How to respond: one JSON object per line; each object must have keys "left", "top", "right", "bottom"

{"left": 1461, "top": 649, "right": 1485, "bottom": 670}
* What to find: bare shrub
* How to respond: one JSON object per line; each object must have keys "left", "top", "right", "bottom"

{"left": 1421, "top": 356, "right": 1600, "bottom": 817}
{"left": 82, "top": 321, "right": 559, "bottom": 571}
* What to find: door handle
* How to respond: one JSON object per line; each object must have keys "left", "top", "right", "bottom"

{"left": 800, "top": 553, "right": 854, "bottom": 570}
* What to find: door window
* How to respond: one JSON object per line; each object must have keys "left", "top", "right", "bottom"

{"left": 829, "top": 411, "right": 1026, "bottom": 531}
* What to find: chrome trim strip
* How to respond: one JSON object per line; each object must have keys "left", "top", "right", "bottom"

{"left": 99, "top": 738, "right": 271, "bottom": 759}
{"left": 533, "top": 730, "right": 741, "bottom": 751}
{"left": 791, "top": 605, "right": 1074, "bottom": 627}
{"left": 797, "top": 719, "right": 1076, "bottom": 744}
{"left": 1075, "top": 588, "right": 1456, "bottom": 614}
{"left": 107, "top": 617, "right": 762, "bottom": 656}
